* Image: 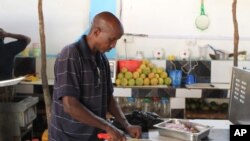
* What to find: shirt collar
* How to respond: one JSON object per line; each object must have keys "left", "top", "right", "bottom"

{"left": 77, "top": 35, "right": 102, "bottom": 61}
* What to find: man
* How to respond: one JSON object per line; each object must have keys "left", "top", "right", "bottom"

{"left": 0, "top": 28, "right": 30, "bottom": 140}
{"left": 49, "top": 12, "right": 141, "bottom": 141}
{"left": 0, "top": 28, "right": 31, "bottom": 81}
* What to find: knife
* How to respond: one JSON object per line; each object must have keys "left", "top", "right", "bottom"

{"left": 97, "top": 133, "right": 152, "bottom": 141}
{"left": 97, "top": 133, "right": 110, "bottom": 140}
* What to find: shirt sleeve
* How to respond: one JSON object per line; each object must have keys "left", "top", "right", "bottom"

{"left": 53, "top": 47, "right": 81, "bottom": 100}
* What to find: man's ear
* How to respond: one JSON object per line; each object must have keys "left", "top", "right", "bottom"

{"left": 93, "top": 27, "right": 101, "bottom": 37}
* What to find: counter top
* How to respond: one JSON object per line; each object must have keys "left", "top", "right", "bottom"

{"left": 185, "top": 83, "right": 230, "bottom": 90}
{"left": 147, "top": 119, "right": 231, "bottom": 141}
{"left": 20, "top": 79, "right": 54, "bottom": 85}
{"left": 20, "top": 79, "right": 230, "bottom": 90}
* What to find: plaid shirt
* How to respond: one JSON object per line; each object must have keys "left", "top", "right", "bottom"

{"left": 49, "top": 35, "right": 113, "bottom": 141}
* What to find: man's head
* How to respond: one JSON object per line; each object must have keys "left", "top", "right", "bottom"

{"left": 87, "top": 12, "right": 124, "bottom": 53}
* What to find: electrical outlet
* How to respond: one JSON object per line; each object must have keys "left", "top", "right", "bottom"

{"left": 123, "top": 36, "right": 134, "bottom": 43}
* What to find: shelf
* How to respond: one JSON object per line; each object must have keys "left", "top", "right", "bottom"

{"left": 186, "top": 110, "right": 228, "bottom": 119}
{"left": 185, "top": 83, "right": 230, "bottom": 90}
{"left": 115, "top": 85, "right": 170, "bottom": 89}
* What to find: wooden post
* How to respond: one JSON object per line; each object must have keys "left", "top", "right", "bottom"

{"left": 232, "top": 0, "right": 239, "bottom": 67}
{"left": 38, "top": 0, "right": 52, "bottom": 126}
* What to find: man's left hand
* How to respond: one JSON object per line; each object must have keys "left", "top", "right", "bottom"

{"left": 126, "top": 124, "right": 142, "bottom": 139}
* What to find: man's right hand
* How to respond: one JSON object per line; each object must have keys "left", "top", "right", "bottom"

{"left": 106, "top": 125, "right": 127, "bottom": 141}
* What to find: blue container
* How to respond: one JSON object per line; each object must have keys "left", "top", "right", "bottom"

{"left": 186, "top": 74, "right": 196, "bottom": 85}
{"left": 169, "top": 70, "right": 182, "bottom": 87}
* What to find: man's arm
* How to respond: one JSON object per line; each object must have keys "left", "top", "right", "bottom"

{"left": 62, "top": 96, "right": 126, "bottom": 141}
{"left": 63, "top": 96, "right": 111, "bottom": 130}
{"left": 4, "top": 31, "right": 31, "bottom": 44}
{"left": 108, "top": 95, "right": 130, "bottom": 128}
{"left": 0, "top": 28, "right": 30, "bottom": 44}
{"left": 108, "top": 94, "right": 142, "bottom": 138}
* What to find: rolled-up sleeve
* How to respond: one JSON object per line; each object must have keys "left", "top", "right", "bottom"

{"left": 54, "top": 46, "right": 81, "bottom": 100}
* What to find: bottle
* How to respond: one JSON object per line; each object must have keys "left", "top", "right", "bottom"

{"left": 126, "top": 97, "right": 135, "bottom": 113}
{"left": 31, "top": 43, "right": 41, "bottom": 57}
{"left": 136, "top": 51, "right": 144, "bottom": 59}
{"left": 152, "top": 97, "right": 161, "bottom": 115}
{"left": 135, "top": 97, "right": 143, "bottom": 111}
{"left": 160, "top": 97, "right": 170, "bottom": 118}
{"left": 115, "top": 97, "right": 125, "bottom": 113}
{"left": 143, "top": 98, "right": 152, "bottom": 112}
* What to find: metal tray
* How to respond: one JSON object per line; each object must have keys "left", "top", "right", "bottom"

{"left": 0, "top": 76, "right": 25, "bottom": 87}
{"left": 154, "top": 119, "right": 212, "bottom": 141}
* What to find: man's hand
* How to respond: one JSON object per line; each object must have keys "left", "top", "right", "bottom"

{"left": 106, "top": 125, "right": 127, "bottom": 141}
{"left": 126, "top": 124, "right": 142, "bottom": 139}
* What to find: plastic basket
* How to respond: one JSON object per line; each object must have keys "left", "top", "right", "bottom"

{"left": 118, "top": 59, "right": 141, "bottom": 72}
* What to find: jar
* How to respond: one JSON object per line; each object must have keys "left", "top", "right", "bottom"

{"left": 143, "top": 98, "right": 152, "bottom": 112}
{"left": 160, "top": 97, "right": 170, "bottom": 118}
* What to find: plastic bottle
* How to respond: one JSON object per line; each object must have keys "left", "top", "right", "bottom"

{"left": 135, "top": 97, "right": 143, "bottom": 111}
{"left": 152, "top": 97, "right": 161, "bottom": 115}
{"left": 126, "top": 97, "right": 135, "bottom": 113}
{"left": 160, "top": 97, "right": 170, "bottom": 118}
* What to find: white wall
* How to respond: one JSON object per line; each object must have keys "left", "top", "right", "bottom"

{"left": 116, "top": 0, "right": 250, "bottom": 59}
{"left": 1, "top": 0, "right": 250, "bottom": 59}
{"left": 0, "top": 0, "right": 89, "bottom": 54}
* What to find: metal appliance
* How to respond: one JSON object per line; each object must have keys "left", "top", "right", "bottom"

{"left": 229, "top": 67, "right": 250, "bottom": 124}
{"left": 0, "top": 77, "right": 38, "bottom": 141}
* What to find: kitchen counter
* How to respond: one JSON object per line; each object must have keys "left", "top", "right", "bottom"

{"left": 185, "top": 83, "right": 230, "bottom": 90}
{"left": 147, "top": 119, "right": 231, "bottom": 141}
{"left": 20, "top": 79, "right": 54, "bottom": 85}
{"left": 20, "top": 79, "right": 230, "bottom": 90}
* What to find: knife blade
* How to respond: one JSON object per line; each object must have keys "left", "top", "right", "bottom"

{"left": 97, "top": 133, "right": 152, "bottom": 141}
{"left": 127, "top": 139, "right": 152, "bottom": 141}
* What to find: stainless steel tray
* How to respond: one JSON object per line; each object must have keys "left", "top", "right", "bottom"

{"left": 0, "top": 76, "right": 25, "bottom": 87}
{"left": 154, "top": 119, "right": 212, "bottom": 141}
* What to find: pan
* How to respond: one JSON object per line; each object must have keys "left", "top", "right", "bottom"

{"left": 207, "top": 44, "right": 247, "bottom": 60}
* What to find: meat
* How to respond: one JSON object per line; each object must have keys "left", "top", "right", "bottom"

{"left": 165, "top": 122, "right": 199, "bottom": 133}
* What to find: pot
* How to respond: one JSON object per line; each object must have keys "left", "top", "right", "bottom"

{"left": 208, "top": 44, "right": 247, "bottom": 60}
{"left": 207, "top": 44, "right": 227, "bottom": 60}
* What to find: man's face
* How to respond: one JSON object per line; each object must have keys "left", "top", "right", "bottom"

{"left": 94, "top": 26, "right": 123, "bottom": 53}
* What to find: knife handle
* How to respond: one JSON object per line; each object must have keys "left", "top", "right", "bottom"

{"left": 97, "top": 133, "right": 111, "bottom": 139}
